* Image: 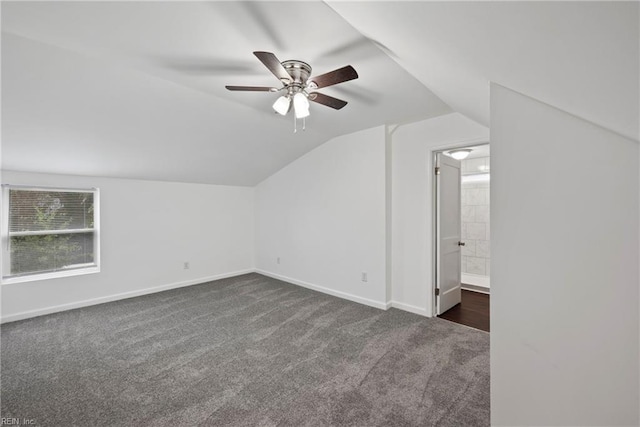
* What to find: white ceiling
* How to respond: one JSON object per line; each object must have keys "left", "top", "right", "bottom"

{"left": 2, "top": 1, "right": 637, "bottom": 186}
{"left": 0, "top": 1, "right": 451, "bottom": 186}
{"left": 328, "top": 1, "right": 639, "bottom": 142}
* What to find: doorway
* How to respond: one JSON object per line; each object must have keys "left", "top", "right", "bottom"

{"left": 434, "top": 143, "right": 490, "bottom": 332}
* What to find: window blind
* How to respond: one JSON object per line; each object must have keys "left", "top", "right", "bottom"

{"left": 3, "top": 186, "right": 99, "bottom": 279}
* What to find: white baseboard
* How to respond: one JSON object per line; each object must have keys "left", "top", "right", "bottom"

{"left": 461, "top": 273, "right": 490, "bottom": 289}
{"left": 390, "top": 301, "right": 431, "bottom": 317}
{"left": 461, "top": 283, "right": 490, "bottom": 295}
{"left": 3, "top": 268, "right": 435, "bottom": 324}
{"left": 1, "top": 269, "right": 254, "bottom": 324}
{"left": 255, "top": 269, "right": 389, "bottom": 311}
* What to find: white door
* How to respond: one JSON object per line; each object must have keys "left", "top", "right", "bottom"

{"left": 436, "top": 152, "right": 462, "bottom": 315}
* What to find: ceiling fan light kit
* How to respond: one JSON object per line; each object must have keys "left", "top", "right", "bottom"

{"left": 293, "top": 92, "right": 310, "bottom": 119}
{"left": 226, "top": 51, "right": 358, "bottom": 132}
{"left": 272, "top": 95, "right": 291, "bottom": 115}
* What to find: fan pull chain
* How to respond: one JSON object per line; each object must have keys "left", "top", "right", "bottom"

{"left": 292, "top": 116, "right": 306, "bottom": 133}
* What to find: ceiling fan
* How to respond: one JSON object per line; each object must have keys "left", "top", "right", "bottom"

{"left": 226, "top": 51, "right": 358, "bottom": 123}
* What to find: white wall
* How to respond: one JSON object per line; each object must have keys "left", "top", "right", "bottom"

{"left": 390, "top": 113, "right": 489, "bottom": 316}
{"left": 490, "top": 84, "right": 639, "bottom": 426}
{"left": 1, "top": 171, "right": 254, "bottom": 322}
{"left": 255, "top": 126, "right": 388, "bottom": 308}
{"left": 461, "top": 156, "right": 491, "bottom": 279}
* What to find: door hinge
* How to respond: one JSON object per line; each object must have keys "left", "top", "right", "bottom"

{"left": 435, "top": 288, "right": 440, "bottom": 296}
{"left": 435, "top": 166, "right": 440, "bottom": 175}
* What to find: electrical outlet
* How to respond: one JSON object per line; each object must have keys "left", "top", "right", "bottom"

{"left": 184, "top": 262, "right": 190, "bottom": 270}
{"left": 277, "top": 257, "right": 280, "bottom": 264}
{"left": 361, "top": 272, "right": 368, "bottom": 282}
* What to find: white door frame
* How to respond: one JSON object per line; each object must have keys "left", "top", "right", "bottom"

{"left": 429, "top": 138, "right": 489, "bottom": 317}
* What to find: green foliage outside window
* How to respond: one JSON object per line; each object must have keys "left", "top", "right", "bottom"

{"left": 9, "top": 190, "right": 95, "bottom": 276}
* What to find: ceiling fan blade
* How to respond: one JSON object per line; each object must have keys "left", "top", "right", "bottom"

{"left": 253, "top": 51, "right": 291, "bottom": 83}
{"left": 308, "top": 92, "right": 348, "bottom": 110}
{"left": 225, "top": 86, "right": 276, "bottom": 92}
{"left": 309, "top": 65, "right": 358, "bottom": 89}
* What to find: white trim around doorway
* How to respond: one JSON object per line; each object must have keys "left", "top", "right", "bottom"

{"left": 429, "top": 137, "right": 490, "bottom": 317}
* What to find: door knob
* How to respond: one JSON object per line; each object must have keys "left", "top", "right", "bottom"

{"left": 458, "top": 241, "right": 466, "bottom": 246}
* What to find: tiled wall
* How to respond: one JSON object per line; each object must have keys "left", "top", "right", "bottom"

{"left": 461, "top": 156, "right": 490, "bottom": 277}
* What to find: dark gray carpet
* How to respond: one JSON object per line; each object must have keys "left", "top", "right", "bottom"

{"left": 1, "top": 273, "right": 489, "bottom": 426}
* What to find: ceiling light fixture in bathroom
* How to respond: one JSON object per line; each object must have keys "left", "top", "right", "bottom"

{"left": 448, "top": 149, "right": 472, "bottom": 160}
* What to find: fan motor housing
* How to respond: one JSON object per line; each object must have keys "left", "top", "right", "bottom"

{"left": 282, "top": 60, "right": 312, "bottom": 85}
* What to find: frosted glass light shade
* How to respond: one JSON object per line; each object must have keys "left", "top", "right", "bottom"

{"left": 293, "top": 92, "right": 310, "bottom": 119}
{"left": 449, "top": 149, "right": 472, "bottom": 160}
{"left": 273, "top": 96, "right": 291, "bottom": 115}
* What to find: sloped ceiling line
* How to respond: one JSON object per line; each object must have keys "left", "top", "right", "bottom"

{"left": 1, "top": 1, "right": 452, "bottom": 186}
{"left": 3, "top": 1, "right": 637, "bottom": 188}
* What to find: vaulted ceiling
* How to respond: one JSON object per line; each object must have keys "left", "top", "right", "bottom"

{"left": 2, "top": 2, "right": 637, "bottom": 186}
{"left": 328, "top": 1, "right": 639, "bottom": 142}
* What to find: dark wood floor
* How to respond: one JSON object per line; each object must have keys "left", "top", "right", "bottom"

{"left": 439, "top": 289, "right": 490, "bottom": 332}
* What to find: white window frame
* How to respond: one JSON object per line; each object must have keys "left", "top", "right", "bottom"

{"left": 1, "top": 185, "right": 100, "bottom": 284}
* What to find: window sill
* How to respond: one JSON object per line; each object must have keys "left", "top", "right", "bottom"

{"left": 1, "top": 266, "right": 100, "bottom": 285}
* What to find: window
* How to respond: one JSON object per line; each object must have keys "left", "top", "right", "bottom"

{"left": 2, "top": 185, "right": 100, "bottom": 283}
